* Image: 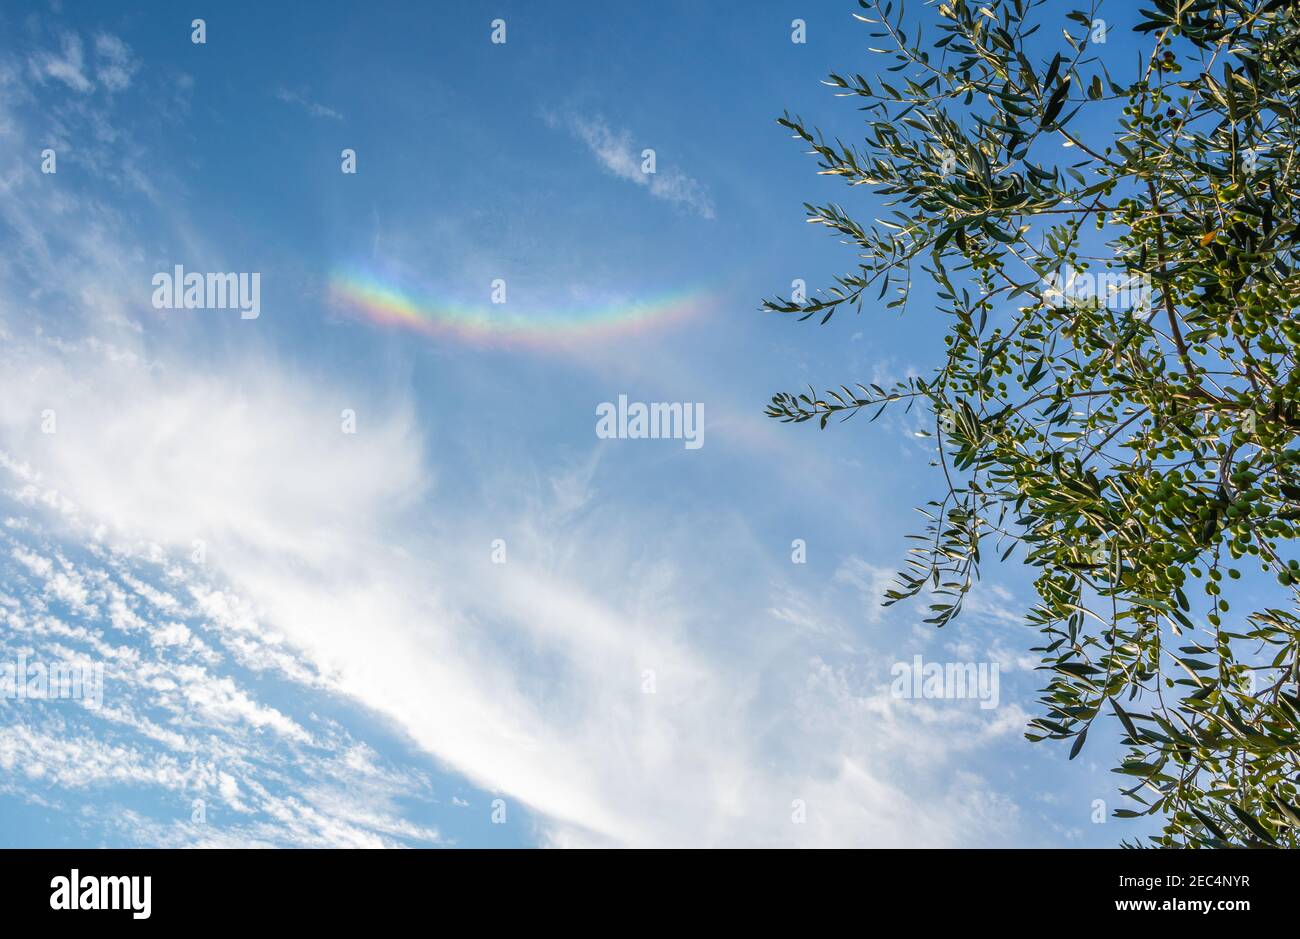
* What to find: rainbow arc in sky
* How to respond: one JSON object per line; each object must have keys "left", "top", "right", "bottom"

{"left": 329, "top": 268, "right": 713, "bottom": 347}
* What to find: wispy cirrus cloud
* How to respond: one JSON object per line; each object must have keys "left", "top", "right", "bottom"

{"left": 274, "top": 86, "right": 344, "bottom": 121}
{"left": 28, "top": 32, "right": 91, "bottom": 92}
{"left": 26, "top": 31, "right": 136, "bottom": 94}
{"left": 93, "top": 33, "right": 137, "bottom": 92}
{"left": 549, "top": 111, "right": 715, "bottom": 219}
{"left": 0, "top": 486, "right": 447, "bottom": 848}
{"left": 0, "top": 319, "right": 1029, "bottom": 847}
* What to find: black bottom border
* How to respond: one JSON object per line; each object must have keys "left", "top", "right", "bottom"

{"left": 0, "top": 848, "right": 1282, "bottom": 923}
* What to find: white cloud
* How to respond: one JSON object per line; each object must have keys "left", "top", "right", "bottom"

{"left": 0, "top": 327, "right": 1028, "bottom": 846}
{"left": 30, "top": 33, "right": 91, "bottom": 93}
{"left": 0, "top": 513, "right": 446, "bottom": 848}
{"left": 25, "top": 32, "right": 136, "bottom": 95}
{"left": 551, "top": 112, "right": 715, "bottom": 219}
{"left": 274, "top": 86, "right": 344, "bottom": 121}
{"left": 834, "top": 557, "right": 899, "bottom": 625}
{"left": 93, "top": 34, "right": 137, "bottom": 93}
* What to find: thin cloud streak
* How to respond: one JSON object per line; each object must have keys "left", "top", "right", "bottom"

{"left": 549, "top": 110, "right": 716, "bottom": 219}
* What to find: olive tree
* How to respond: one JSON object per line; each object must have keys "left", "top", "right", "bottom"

{"left": 765, "top": 0, "right": 1300, "bottom": 846}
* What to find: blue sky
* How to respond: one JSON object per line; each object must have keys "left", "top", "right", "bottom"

{"left": 0, "top": 0, "right": 1173, "bottom": 846}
